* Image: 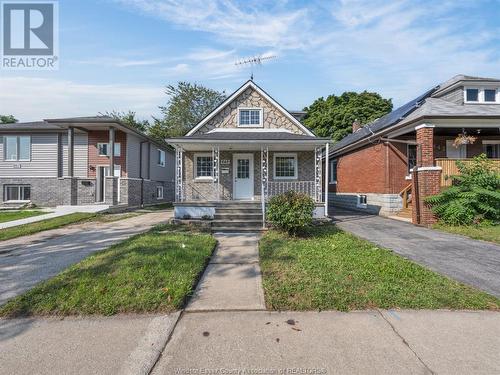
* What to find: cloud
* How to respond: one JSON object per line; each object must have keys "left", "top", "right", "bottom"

{"left": 0, "top": 77, "right": 164, "bottom": 122}
{"left": 74, "top": 57, "right": 166, "bottom": 67}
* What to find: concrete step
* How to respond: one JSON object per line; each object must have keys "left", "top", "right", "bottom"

{"left": 215, "top": 203, "right": 261, "bottom": 209}
{"left": 214, "top": 213, "right": 262, "bottom": 220}
{"left": 212, "top": 220, "right": 262, "bottom": 228}
{"left": 215, "top": 208, "right": 262, "bottom": 214}
{"left": 212, "top": 227, "right": 265, "bottom": 233}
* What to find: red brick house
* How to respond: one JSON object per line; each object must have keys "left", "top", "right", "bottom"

{"left": 328, "top": 75, "right": 500, "bottom": 226}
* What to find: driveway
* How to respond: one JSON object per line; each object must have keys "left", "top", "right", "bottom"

{"left": 0, "top": 210, "right": 172, "bottom": 305}
{"left": 332, "top": 208, "right": 500, "bottom": 298}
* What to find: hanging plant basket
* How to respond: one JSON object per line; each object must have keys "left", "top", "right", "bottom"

{"left": 453, "top": 133, "right": 476, "bottom": 148}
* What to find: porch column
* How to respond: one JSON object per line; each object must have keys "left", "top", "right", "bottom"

{"left": 314, "top": 146, "right": 323, "bottom": 203}
{"left": 261, "top": 146, "right": 269, "bottom": 229}
{"left": 109, "top": 126, "right": 115, "bottom": 176}
{"left": 67, "top": 127, "right": 74, "bottom": 177}
{"left": 411, "top": 124, "right": 442, "bottom": 226}
{"left": 175, "top": 147, "right": 184, "bottom": 202}
{"left": 212, "top": 146, "right": 220, "bottom": 201}
{"left": 324, "top": 142, "right": 329, "bottom": 217}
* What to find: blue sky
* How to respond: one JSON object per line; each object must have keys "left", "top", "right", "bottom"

{"left": 1, "top": 0, "right": 500, "bottom": 121}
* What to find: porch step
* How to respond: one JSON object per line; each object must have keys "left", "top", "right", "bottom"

{"left": 212, "top": 202, "right": 263, "bottom": 232}
{"left": 396, "top": 208, "right": 413, "bottom": 219}
{"left": 212, "top": 220, "right": 262, "bottom": 228}
{"left": 212, "top": 227, "right": 265, "bottom": 233}
{"left": 214, "top": 213, "right": 262, "bottom": 220}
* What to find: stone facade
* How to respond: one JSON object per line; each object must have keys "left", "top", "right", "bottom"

{"left": 119, "top": 178, "right": 175, "bottom": 207}
{"left": 195, "top": 87, "right": 306, "bottom": 135}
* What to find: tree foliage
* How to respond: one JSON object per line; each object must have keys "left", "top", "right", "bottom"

{"left": 151, "top": 82, "right": 226, "bottom": 139}
{"left": 0, "top": 115, "right": 18, "bottom": 124}
{"left": 303, "top": 91, "right": 392, "bottom": 141}
{"left": 266, "top": 191, "right": 316, "bottom": 235}
{"left": 101, "top": 110, "right": 149, "bottom": 133}
{"left": 425, "top": 154, "right": 500, "bottom": 225}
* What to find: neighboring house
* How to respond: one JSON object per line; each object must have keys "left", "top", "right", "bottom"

{"left": 328, "top": 74, "right": 500, "bottom": 226}
{"left": 0, "top": 116, "right": 175, "bottom": 207}
{"left": 167, "top": 80, "right": 331, "bottom": 230}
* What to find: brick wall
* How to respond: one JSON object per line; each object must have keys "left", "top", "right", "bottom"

{"left": 417, "top": 126, "right": 434, "bottom": 166}
{"left": 88, "top": 130, "right": 127, "bottom": 178}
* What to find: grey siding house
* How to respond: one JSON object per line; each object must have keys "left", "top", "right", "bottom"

{"left": 0, "top": 116, "right": 175, "bottom": 207}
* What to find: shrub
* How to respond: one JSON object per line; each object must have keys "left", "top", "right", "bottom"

{"left": 425, "top": 154, "right": 500, "bottom": 225}
{"left": 266, "top": 191, "right": 315, "bottom": 235}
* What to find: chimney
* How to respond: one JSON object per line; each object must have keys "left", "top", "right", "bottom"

{"left": 352, "top": 119, "right": 362, "bottom": 133}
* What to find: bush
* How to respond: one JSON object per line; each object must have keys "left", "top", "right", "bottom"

{"left": 266, "top": 191, "right": 315, "bottom": 235}
{"left": 425, "top": 154, "right": 500, "bottom": 225}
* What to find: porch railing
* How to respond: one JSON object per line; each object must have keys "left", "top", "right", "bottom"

{"left": 436, "top": 158, "right": 500, "bottom": 187}
{"left": 268, "top": 181, "right": 317, "bottom": 201}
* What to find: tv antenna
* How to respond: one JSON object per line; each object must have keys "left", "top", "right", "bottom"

{"left": 235, "top": 54, "right": 277, "bottom": 80}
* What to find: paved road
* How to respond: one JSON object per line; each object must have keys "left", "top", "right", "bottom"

{"left": 0, "top": 211, "right": 171, "bottom": 305}
{"left": 332, "top": 208, "right": 500, "bottom": 298}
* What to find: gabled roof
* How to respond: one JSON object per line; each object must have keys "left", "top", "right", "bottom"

{"left": 185, "top": 80, "right": 315, "bottom": 137}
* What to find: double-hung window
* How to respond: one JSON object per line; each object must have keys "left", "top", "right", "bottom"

{"left": 4, "top": 135, "right": 30, "bottom": 161}
{"left": 238, "top": 108, "right": 262, "bottom": 127}
{"left": 157, "top": 149, "right": 166, "bottom": 167}
{"left": 4, "top": 185, "right": 31, "bottom": 202}
{"left": 274, "top": 153, "right": 297, "bottom": 179}
{"left": 195, "top": 154, "right": 213, "bottom": 179}
{"left": 97, "top": 143, "right": 121, "bottom": 157}
{"left": 483, "top": 141, "right": 500, "bottom": 158}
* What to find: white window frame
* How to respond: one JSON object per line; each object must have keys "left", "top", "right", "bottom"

{"left": 483, "top": 140, "right": 500, "bottom": 158}
{"left": 357, "top": 194, "right": 368, "bottom": 208}
{"left": 464, "top": 86, "right": 500, "bottom": 104}
{"left": 156, "top": 186, "right": 164, "bottom": 199}
{"left": 194, "top": 153, "right": 213, "bottom": 181}
{"left": 4, "top": 135, "right": 31, "bottom": 161}
{"left": 157, "top": 149, "right": 166, "bottom": 167}
{"left": 446, "top": 140, "right": 467, "bottom": 159}
{"left": 329, "top": 159, "right": 337, "bottom": 184}
{"left": 273, "top": 152, "right": 298, "bottom": 180}
{"left": 237, "top": 107, "right": 263, "bottom": 128}
{"left": 97, "top": 142, "right": 121, "bottom": 157}
{"left": 4, "top": 185, "right": 31, "bottom": 202}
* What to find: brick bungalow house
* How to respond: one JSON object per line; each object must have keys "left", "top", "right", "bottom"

{"left": 0, "top": 116, "right": 175, "bottom": 207}
{"left": 328, "top": 75, "right": 500, "bottom": 226}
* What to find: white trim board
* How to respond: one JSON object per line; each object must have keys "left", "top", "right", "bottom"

{"left": 186, "top": 80, "right": 315, "bottom": 137}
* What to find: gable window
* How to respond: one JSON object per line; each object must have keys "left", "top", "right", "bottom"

{"left": 195, "top": 153, "right": 213, "bottom": 179}
{"left": 465, "top": 87, "right": 499, "bottom": 103}
{"left": 484, "top": 89, "right": 497, "bottom": 102}
{"left": 329, "top": 160, "right": 337, "bottom": 184}
{"left": 4, "top": 185, "right": 31, "bottom": 202}
{"left": 238, "top": 108, "right": 263, "bottom": 127}
{"left": 465, "top": 88, "right": 479, "bottom": 102}
{"left": 156, "top": 186, "right": 164, "bottom": 199}
{"left": 97, "top": 142, "right": 121, "bottom": 157}
{"left": 157, "top": 149, "right": 166, "bottom": 167}
{"left": 4, "top": 135, "right": 30, "bottom": 161}
{"left": 407, "top": 144, "right": 418, "bottom": 174}
{"left": 274, "top": 153, "right": 297, "bottom": 179}
{"left": 483, "top": 141, "right": 500, "bottom": 158}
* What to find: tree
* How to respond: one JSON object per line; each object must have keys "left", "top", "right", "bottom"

{"left": 0, "top": 115, "right": 18, "bottom": 124}
{"left": 151, "top": 82, "right": 226, "bottom": 139}
{"left": 100, "top": 110, "right": 149, "bottom": 133}
{"left": 303, "top": 91, "right": 393, "bottom": 141}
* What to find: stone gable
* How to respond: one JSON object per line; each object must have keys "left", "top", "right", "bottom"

{"left": 194, "top": 87, "right": 306, "bottom": 135}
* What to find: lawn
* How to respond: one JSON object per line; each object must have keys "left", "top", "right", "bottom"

{"left": 432, "top": 223, "right": 500, "bottom": 244}
{"left": 0, "top": 225, "right": 216, "bottom": 317}
{"left": 259, "top": 225, "right": 500, "bottom": 311}
{"left": 0, "top": 210, "right": 45, "bottom": 223}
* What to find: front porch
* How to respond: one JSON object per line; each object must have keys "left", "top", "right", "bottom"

{"left": 168, "top": 135, "right": 331, "bottom": 227}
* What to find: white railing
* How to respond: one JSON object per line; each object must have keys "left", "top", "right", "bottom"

{"left": 268, "top": 181, "right": 318, "bottom": 202}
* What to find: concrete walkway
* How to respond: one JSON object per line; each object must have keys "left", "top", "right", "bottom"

{"left": 333, "top": 208, "right": 500, "bottom": 298}
{"left": 0, "top": 205, "right": 109, "bottom": 230}
{"left": 186, "top": 232, "right": 266, "bottom": 311}
{"left": 0, "top": 210, "right": 171, "bottom": 305}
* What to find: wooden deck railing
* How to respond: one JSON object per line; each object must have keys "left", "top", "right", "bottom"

{"left": 436, "top": 158, "right": 500, "bottom": 187}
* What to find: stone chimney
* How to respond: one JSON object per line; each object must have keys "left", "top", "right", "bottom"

{"left": 352, "top": 119, "right": 362, "bottom": 133}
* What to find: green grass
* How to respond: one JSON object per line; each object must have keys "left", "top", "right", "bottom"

{"left": 0, "top": 212, "right": 98, "bottom": 241}
{"left": 0, "top": 210, "right": 45, "bottom": 223}
{"left": 0, "top": 225, "right": 216, "bottom": 317}
{"left": 432, "top": 223, "right": 500, "bottom": 244}
{"left": 259, "top": 225, "right": 500, "bottom": 311}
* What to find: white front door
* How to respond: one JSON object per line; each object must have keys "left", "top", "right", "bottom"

{"left": 233, "top": 154, "right": 254, "bottom": 200}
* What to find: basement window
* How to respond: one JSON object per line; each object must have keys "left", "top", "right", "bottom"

{"left": 4, "top": 185, "right": 31, "bottom": 202}
{"left": 156, "top": 186, "right": 164, "bottom": 199}
{"left": 357, "top": 194, "right": 367, "bottom": 208}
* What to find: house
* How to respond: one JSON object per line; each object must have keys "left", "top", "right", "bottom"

{"left": 167, "top": 80, "right": 331, "bottom": 231}
{"left": 328, "top": 74, "right": 500, "bottom": 226}
{"left": 0, "top": 116, "right": 175, "bottom": 207}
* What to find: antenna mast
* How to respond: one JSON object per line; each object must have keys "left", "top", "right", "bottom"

{"left": 235, "top": 55, "right": 277, "bottom": 80}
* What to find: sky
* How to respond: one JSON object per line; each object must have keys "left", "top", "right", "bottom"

{"left": 1, "top": 0, "right": 500, "bottom": 122}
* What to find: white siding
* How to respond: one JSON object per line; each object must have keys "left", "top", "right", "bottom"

{"left": 126, "top": 134, "right": 141, "bottom": 178}
{"left": 62, "top": 133, "right": 88, "bottom": 177}
{"left": 0, "top": 133, "right": 58, "bottom": 177}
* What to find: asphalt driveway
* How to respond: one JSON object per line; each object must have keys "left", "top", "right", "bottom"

{"left": 0, "top": 211, "right": 171, "bottom": 306}
{"left": 332, "top": 208, "right": 500, "bottom": 298}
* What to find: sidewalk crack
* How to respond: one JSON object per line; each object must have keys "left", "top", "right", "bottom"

{"left": 377, "top": 310, "right": 436, "bottom": 375}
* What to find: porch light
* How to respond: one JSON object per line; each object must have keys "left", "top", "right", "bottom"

{"left": 453, "top": 129, "right": 477, "bottom": 148}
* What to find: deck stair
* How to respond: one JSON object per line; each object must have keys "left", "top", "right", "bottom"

{"left": 212, "top": 202, "right": 264, "bottom": 232}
